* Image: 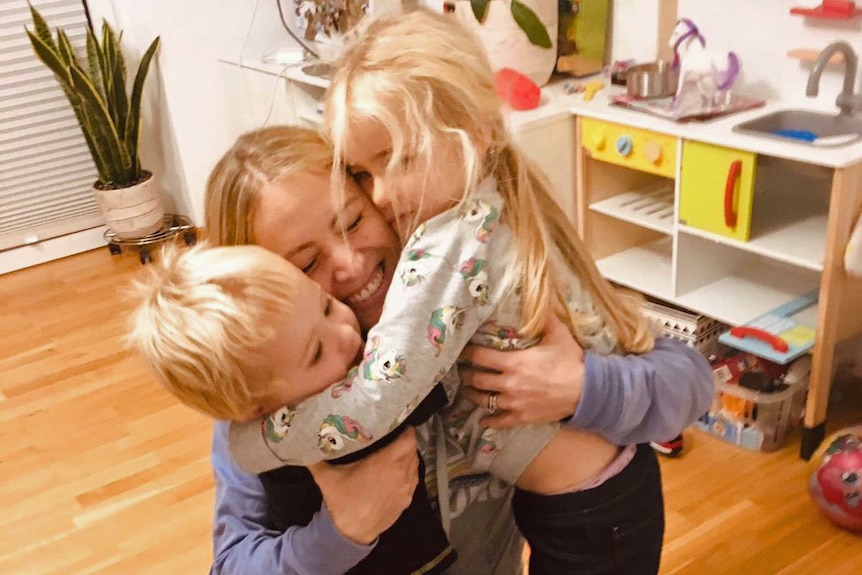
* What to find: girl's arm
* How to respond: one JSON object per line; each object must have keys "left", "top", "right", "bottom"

{"left": 459, "top": 319, "right": 715, "bottom": 444}
{"left": 229, "top": 192, "right": 510, "bottom": 469}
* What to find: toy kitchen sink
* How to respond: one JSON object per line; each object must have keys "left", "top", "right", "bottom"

{"left": 733, "top": 109, "right": 862, "bottom": 147}
{"left": 733, "top": 41, "right": 862, "bottom": 147}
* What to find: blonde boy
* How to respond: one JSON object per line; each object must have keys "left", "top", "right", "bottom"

{"left": 127, "top": 242, "right": 457, "bottom": 574}
{"left": 128, "top": 242, "right": 363, "bottom": 422}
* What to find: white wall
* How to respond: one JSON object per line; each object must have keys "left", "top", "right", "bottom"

{"left": 86, "top": 0, "right": 301, "bottom": 224}
{"left": 610, "top": 0, "right": 660, "bottom": 62}
{"left": 91, "top": 0, "right": 862, "bottom": 225}
{"left": 678, "top": 0, "right": 862, "bottom": 107}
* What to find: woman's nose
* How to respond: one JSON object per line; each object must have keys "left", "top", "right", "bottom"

{"left": 332, "top": 243, "right": 362, "bottom": 283}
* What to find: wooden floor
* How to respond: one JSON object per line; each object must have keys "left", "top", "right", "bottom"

{"left": 2, "top": 247, "right": 861, "bottom": 574}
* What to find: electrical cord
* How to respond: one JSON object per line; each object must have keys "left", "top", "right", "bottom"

{"left": 238, "top": 0, "right": 263, "bottom": 67}
{"left": 276, "top": 0, "right": 320, "bottom": 60}
{"left": 261, "top": 64, "right": 294, "bottom": 127}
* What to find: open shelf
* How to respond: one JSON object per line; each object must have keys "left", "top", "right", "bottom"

{"left": 589, "top": 180, "right": 675, "bottom": 235}
{"left": 596, "top": 237, "right": 673, "bottom": 301}
{"left": 675, "top": 260, "right": 821, "bottom": 327}
{"left": 678, "top": 208, "right": 827, "bottom": 272}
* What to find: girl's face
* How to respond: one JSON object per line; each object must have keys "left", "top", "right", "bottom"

{"left": 252, "top": 171, "right": 400, "bottom": 331}
{"left": 341, "top": 112, "right": 467, "bottom": 242}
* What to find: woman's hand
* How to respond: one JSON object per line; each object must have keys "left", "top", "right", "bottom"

{"left": 459, "top": 314, "right": 585, "bottom": 429}
{"left": 308, "top": 428, "right": 419, "bottom": 545}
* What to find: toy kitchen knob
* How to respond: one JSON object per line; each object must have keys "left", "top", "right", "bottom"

{"left": 644, "top": 141, "right": 663, "bottom": 164}
{"left": 615, "top": 135, "right": 633, "bottom": 157}
{"left": 592, "top": 132, "right": 607, "bottom": 150}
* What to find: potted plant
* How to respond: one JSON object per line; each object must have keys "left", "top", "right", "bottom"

{"left": 450, "top": 0, "right": 557, "bottom": 86}
{"left": 26, "top": 4, "right": 163, "bottom": 239}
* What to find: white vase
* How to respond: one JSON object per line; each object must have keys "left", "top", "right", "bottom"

{"left": 454, "top": 0, "right": 558, "bottom": 87}
{"left": 92, "top": 171, "right": 165, "bottom": 240}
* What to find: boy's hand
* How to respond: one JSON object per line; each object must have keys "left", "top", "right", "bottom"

{"left": 308, "top": 428, "right": 419, "bottom": 545}
{"left": 459, "top": 314, "right": 585, "bottom": 428}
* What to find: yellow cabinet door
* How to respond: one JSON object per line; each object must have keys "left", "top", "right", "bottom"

{"left": 679, "top": 141, "right": 756, "bottom": 241}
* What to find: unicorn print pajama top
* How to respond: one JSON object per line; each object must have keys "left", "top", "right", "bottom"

{"left": 229, "top": 178, "right": 620, "bottom": 484}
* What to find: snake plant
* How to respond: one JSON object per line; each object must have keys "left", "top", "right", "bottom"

{"left": 26, "top": 4, "right": 160, "bottom": 190}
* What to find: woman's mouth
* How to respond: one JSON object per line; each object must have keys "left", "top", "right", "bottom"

{"left": 347, "top": 263, "right": 385, "bottom": 305}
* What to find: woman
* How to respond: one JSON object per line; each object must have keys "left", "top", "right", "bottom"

{"left": 204, "top": 126, "right": 714, "bottom": 574}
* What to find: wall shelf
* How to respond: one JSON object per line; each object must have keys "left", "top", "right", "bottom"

{"left": 787, "top": 49, "right": 845, "bottom": 65}
{"left": 589, "top": 180, "right": 675, "bottom": 235}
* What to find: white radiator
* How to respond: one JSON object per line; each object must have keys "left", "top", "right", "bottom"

{"left": 0, "top": 0, "right": 104, "bottom": 253}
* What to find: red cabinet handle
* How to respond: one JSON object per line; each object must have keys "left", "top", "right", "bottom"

{"left": 724, "top": 160, "right": 742, "bottom": 230}
{"left": 729, "top": 326, "right": 789, "bottom": 353}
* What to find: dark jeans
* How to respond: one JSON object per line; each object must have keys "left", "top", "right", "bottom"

{"left": 512, "top": 443, "right": 665, "bottom": 575}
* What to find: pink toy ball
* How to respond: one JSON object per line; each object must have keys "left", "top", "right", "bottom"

{"left": 807, "top": 426, "right": 862, "bottom": 533}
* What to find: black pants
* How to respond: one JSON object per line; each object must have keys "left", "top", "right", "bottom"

{"left": 513, "top": 443, "right": 665, "bottom": 575}
{"left": 259, "top": 384, "right": 456, "bottom": 575}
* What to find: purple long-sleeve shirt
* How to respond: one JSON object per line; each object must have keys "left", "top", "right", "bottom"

{"left": 209, "top": 335, "right": 714, "bottom": 574}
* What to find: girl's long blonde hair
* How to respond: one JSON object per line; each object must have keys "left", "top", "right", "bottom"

{"left": 325, "top": 7, "right": 653, "bottom": 353}
{"left": 204, "top": 126, "right": 333, "bottom": 246}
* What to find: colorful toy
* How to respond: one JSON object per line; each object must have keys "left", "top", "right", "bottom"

{"left": 494, "top": 67, "right": 541, "bottom": 111}
{"left": 669, "top": 18, "right": 741, "bottom": 111}
{"left": 808, "top": 426, "right": 862, "bottom": 532}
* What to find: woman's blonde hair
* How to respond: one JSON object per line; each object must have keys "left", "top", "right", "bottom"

{"left": 127, "top": 242, "right": 302, "bottom": 420}
{"left": 204, "top": 125, "right": 333, "bottom": 247}
{"left": 325, "top": 8, "right": 653, "bottom": 352}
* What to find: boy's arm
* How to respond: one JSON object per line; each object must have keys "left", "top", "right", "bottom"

{"left": 229, "top": 193, "right": 510, "bottom": 470}
{"left": 209, "top": 422, "right": 374, "bottom": 575}
{"left": 569, "top": 336, "right": 715, "bottom": 444}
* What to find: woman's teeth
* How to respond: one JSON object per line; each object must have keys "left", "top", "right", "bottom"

{"left": 348, "top": 265, "right": 384, "bottom": 304}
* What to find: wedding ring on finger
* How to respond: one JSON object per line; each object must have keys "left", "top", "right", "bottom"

{"left": 486, "top": 392, "right": 499, "bottom": 415}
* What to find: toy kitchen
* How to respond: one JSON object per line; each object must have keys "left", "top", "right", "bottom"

{"left": 546, "top": 0, "right": 862, "bottom": 461}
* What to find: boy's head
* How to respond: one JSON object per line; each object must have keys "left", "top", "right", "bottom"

{"left": 128, "top": 243, "right": 363, "bottom": 422}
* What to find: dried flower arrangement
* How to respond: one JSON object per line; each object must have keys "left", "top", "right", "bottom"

{"left": 295, "top": 0, "right": 368, "bottom": 40}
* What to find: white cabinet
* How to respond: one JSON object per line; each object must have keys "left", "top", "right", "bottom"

{"left": 511, "top": 116, "right": 577, "bottom": 224}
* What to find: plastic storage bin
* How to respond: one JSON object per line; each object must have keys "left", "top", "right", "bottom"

{"left": 694, "top": 378, "right": 808, "bottom": 452}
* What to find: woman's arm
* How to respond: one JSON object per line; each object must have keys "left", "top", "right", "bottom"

{"left": 459, "top": 316, "right": 715, "bottom": 444}
{"left": 211, "top": 421, "right": 416, "bottom": 575}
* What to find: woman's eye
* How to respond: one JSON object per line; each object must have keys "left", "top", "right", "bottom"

{"left": 324, "top": 297, "right": 333, "bottom": 317}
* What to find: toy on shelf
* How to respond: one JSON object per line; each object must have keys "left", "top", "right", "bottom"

{"left": 791, "top": 1, "right": 860, "bottom": 20}
{"left": 669, "top": 18, "right": 741, "bottom": 113}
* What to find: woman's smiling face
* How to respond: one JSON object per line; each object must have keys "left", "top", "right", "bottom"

{"left": 252, "top": 171, "right": 400, "bottom": 331}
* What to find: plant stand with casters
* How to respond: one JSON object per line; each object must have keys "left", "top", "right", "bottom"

{"left": 104, "top": 214, "right": 197, "bottom": 264}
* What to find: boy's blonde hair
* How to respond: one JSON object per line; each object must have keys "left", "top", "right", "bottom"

{"left": 325, "top": 8, "right": 654, "bottom": 353}
{"left": 127, "top": 242, "right": 302, "bottom": 420}
{"left": 204, "top": 126, "right": 333, "bottom": 247}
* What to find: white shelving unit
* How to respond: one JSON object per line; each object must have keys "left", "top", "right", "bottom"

{"left": 580, "top": 127, "right": 831, "bottom": 330}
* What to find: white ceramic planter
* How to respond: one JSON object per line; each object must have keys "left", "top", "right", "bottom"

{"left": 92, "top": 171, "right": 165, "bottom": 240}
{"left": 454, "top": 0, "right": 558, "bottom": 87}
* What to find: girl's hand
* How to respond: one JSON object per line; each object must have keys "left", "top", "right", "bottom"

{"left": 459, "top": 314, "right": 585, "bottom": 429}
